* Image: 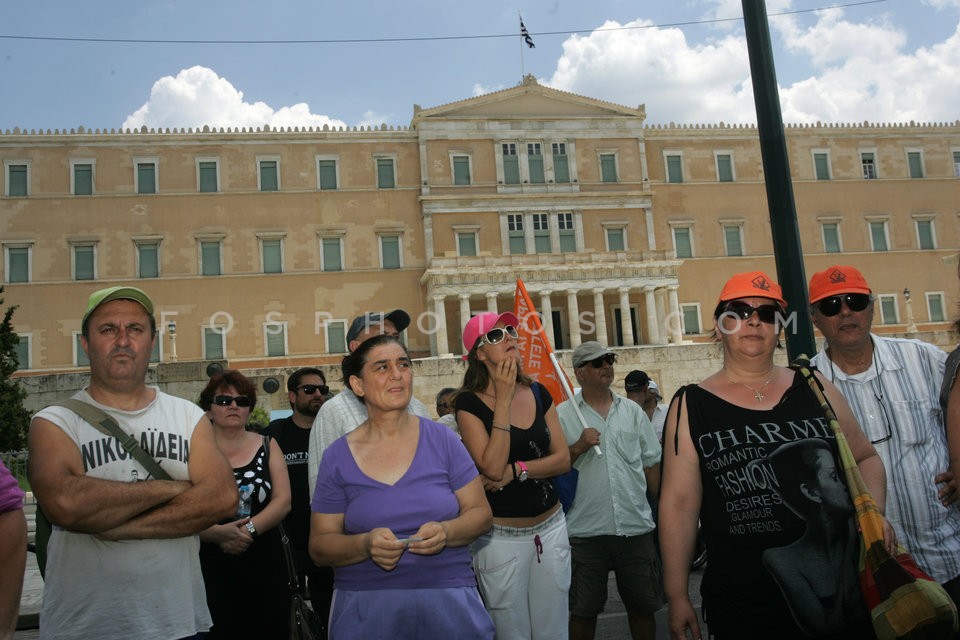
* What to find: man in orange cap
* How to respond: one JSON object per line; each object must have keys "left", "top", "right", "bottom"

{"left": 808, "top": 265, "right": 960, "bottom": 606}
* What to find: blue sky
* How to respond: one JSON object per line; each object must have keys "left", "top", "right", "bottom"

{"left": 1, "top": 0, "right": 957, "bottom": 131}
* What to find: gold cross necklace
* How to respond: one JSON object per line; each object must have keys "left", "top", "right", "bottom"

{"left": 723, "top": 367, "right": 776, "bottom": 402}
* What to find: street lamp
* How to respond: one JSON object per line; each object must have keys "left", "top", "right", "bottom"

{"left": 903, "top": 288, "right": 917, "bottom": 333}
{"left": 167, "top": 320, "right": 178, "bottom": 362}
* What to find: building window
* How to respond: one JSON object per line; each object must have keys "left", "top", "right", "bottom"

{"left": 4, "top": 245, "right": 31, "bottom": 283}
{"left": 502, "top": 143, "right": 520, "bottom": 184}
{"left": 317, "top": 158, "right": 338, "bottom": 190}
{"left": 376, "top": 157, "right": 396, "bottom": 189}
{"left": 150, "top": 336, "right": 161, "bottom": 363}
{"left": 198, "top": 159, "right": 219, "bottom": 192}
{"left": 325, "top": 320, "right": 347, "bottom": 354}
{"left": 821, "top": 222, "right": 842, "bottom": 253}
{"left": 72, "top": 244, "right": 96, "bottom": 281}
{"left": 379, "top": 234, "right": 402, "bottom": 269}
{"left": 927, "top": 292, "right": 945, "bottom": 322}
{"left": 953, "top": 151, "right": 960, "bottom": 177}
{"left": 681, "top": 304, "right": 702, "bottom": 335}
{"left": 723, "top": 224, "right": 743, "bottom": 257}
{"left": 261, "top": 237, "right": 283, "bottom": 273}
{"left": 74, "top": 333, "right": 90, "bottom": 367}
{"left": 907, "top": 151, "right": 924, "bottom": 178}
{"left": 527, "top": 143, "right": 545, "bottom": 184}
{"left": 605, "top": 227, "right": 626, "bottom": 251}
{"left": 869, "top": 221, "right": 889, "bottom": 252}
{"left": 453, "top": 155, "right": 471, "bottom": 186}
{"left": 600, "top": 153, "right": 618, "bottom": 183}
{"left": 665, "top": 154, "right": 683, "bottom": 183}
{"left": 5, "top": 162, "right": 29, "bottom": 197}
{"left": 861, "top": 152, "right": 877, "bottom": 179}
{"left": 532, "top": 214, "right": 550, "bottom": 253}
{"left": 457, "top": 231, "right": 477, "bottom": 257}
{"left": 716, "top": 153, "right": 734, "bottom": 182}
{"left": 203, "top": 327, "right": 226, "bottom": 360}
{"left": 320, "top": 236, "right": 343, "bottom": 272}
{"left": 508, "top": 214, "right": 525, "bottom": 254}
{"left": 558, "top": 213, "right": 576, "bottom": 252}
{"left": 672, "top": 226, "right": 693, "bottom": 259}
{"left": 915, "top": 219, "right": 935, "bottom": 250}
{"left": 71, "top": 161, "right": 94, "bottom": 195}
{"left": 136, "top": 241, "right": 160, "bottom": 278}
{"left": 552, "top": 143, "right": 570, "bottom": 183}
{"left": 265, "top": 322, "right": 287, "bottom": 357}
{"left": 258, "top": 158, "right": 279, "bottom": 192}
{"left": 813, "top": 152, "right": 831, "bottom": 180}
{"left": 200, "top": 240, "right": 222, "bottom": 276}
{"left": 14, "top": 334, "right": 30, "bottom": 370}
{"left": 878, "top": 294, "right": 898, "bottom": 325}
{"left": 135, "top": 160, "right": 157, "bottom": 194}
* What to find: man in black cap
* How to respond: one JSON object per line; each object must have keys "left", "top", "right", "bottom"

{"left": 307, "top": 309, "right": 429, "bottom": 491}
{"left": 623, "top": 370, "right": 651, "bottom": 407}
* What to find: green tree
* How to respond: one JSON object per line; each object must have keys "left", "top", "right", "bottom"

{"left": 0, "top": 287, "right": 30, "bottom": 450}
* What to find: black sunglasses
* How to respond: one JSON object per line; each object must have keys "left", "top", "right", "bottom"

{"left": 213, "top": 395, "right": 253, "bottom": 408}
{"left": 587, "top": 354, "right": 617, "bottom": 368}
{"left": 479, "top": 325, "right": 519, "bottom": 346}
{"left": 722, "top": 302, "right": 781, "bottom": 324}
{"left": 298, "top": 384, "right": 329, "bottom": 396}
{"left": 816, "top": 293, "right": 871, "bottom": 317}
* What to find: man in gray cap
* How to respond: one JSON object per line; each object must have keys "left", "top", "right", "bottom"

{"left": 307, "top": 309, "right": 430, "bottom": 492}
{"left": 557, "top": 342, "right": 663, "bottom": 640}
{"left": 29, "top": 286, "right": 235, "bottom": 640}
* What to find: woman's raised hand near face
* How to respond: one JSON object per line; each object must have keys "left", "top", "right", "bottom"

{"left": 492, "top": 357, "right": 517, "bottom": 400}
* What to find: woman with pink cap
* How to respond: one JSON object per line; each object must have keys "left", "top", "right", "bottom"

{"left": 455, "top": 311, "right": 572, "bottom": 640}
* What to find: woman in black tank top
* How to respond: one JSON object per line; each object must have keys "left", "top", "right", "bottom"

{"left": 658, "top": 271, "right": 891, "bottom": 639}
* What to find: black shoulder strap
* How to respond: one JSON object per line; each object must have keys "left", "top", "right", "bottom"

{"left": 669, "top": 386, "right": 689, "bottom": 456}
{"left": 54, "top": 398, "right": 172, "bottom": 481}
{"left": 531, "top": 382, "right": 543, "bottom": 412}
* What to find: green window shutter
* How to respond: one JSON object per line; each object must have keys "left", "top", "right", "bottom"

{"left": 74, "top": 246, "right": 95, "bottom": 280}
{"left": 453, "top": 157, "right": 470, "bottom": 185}
{"left": 682, "top": 306, "right": 701, "bottom": 334}
{"left": 458, "top": 233, "right": 477, "bottom": 256}
{"left": 327, "top": 324, "right": 346, "bottom": 354}
{"left": 929, "top": 295, "right": 945, "bottom": 322}
{"left": 381, "top": 236, "right": 401, "bottom": 269}
{"left": 880, "top": 297, "right": 897, "bottom": 324}
{"left": 666, "top": 155, "right": 683, "bottom": 183}
{"left": 266, "top": 325, "right": 286, "bottom": 356}
{"left": 319, "top": 160, "right": 338, "bottom": 190}
{"left": 74, "top": 164, "right": 93, "bottom": 195}
{"left": 814, "top": 153, "right": 830, "bottom": 180}
{"left": 262, "top": 239, "right": 282, "bottom": 273}
{"left": 377, "top": 158, "right": 395, "bottom": 189}
{"left": 260, "top": 161, "right": 278, "bottom": 191}
{"left": 75, "top": 334, "right": 90, "bottom": 367}
{"left": 717, "top": 155, "right": 733, "bottom": 182}
{"left": 953, "top": 151, "right": 960, "bottom": 177}
{"left": 724, "top": 226, "right": 742, "bottom": 256}
{"left": 322, "top": 237, "right": 342, "bottom": 271}
{"left": 138, "top": 244, "right": 159, "bottom": 278}
{"left": 870, "top": 222, "right": 888, "bottom": 251}
{"left": 674, "top": 228, "right": 692, "bottom": 259}
{"left": 502, "top": 144, "right": 520, "bottom": 184}
{"left": 201, "top": 241, "right": 221, "bottom": 275}
{"left": 14, "top": 335, "right": 28, "bottom": 369}
{"left": 823, "top": 224, "right": 841, "bottom": 253}
{"left": 8, "top": 247, "right": 29, "bottom": 282}
{"left": 917, "top": 221, "right": 934, "bottom": 250}
{"left": 600, "top": 154, "right": 617, "bottom": 182}
{"left": 507, "top": 214, "right": 525, "bottom": 254}
{"left": 199, "top": 162, "right": 218, "bottom": 192}
{"left": 137, "top": 163, "right": 156, "bottom": 194}
{"left": 554, "top": 153, "right": 570, "bottom": 183}
{"left": 908, "top": 152, "right": 924, "bottom": 178}
{"left": 528, "top": 144, "right": 545, "bottom": 184}
{"left": 9, "top": 165, "right": 27, "bottom": 196}
{"left": 204, "top": 328, "right": 224, "bottom": 360}
{"left": 607, "top": 228, "right": 625, "bottom": 251}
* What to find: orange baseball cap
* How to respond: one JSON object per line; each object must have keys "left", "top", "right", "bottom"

{"left": 808, "top": 265, "right": 872, "bottom": 303}
{"left": 717, "top": 271, "right": 787, "bottom": 308}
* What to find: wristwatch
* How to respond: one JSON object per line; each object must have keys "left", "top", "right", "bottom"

{"left": 245, "top": 520, "right": 258, "bottom": 538}
{"left": 516, "top": 460, "right": 529, "bottom": 482}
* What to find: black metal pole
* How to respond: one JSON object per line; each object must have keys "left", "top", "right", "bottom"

{"left": 741, "top": 0, "right": 816, "bottom": 359}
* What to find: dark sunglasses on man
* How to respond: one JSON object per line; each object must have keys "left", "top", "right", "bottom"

{"left": 298, "top": 384, "right": 329, "bottom": 396}
{"left": 587, "top": 354, "right": 617, "bottom": 368}
{"left": 479, "top": 325, "right": 519, "bottom": 346}
{"left": 815, "top": 293, "right": 871, "bottom": 317}
{"left": 213, "top": 395, "right": 253, "bottom": 407}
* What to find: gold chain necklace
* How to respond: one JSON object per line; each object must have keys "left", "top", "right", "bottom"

{"left": 723, "top": 368, "right": 776, "bottom": 402}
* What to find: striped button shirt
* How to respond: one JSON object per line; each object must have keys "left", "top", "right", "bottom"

{"left": 812, "top": 334, "right": 960, "bottom": 583}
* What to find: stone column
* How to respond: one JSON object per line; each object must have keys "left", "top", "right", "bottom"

{"left": 458, "top": 294, "right": 472, "bottom": 336}
{"left": 667, "top": 285, "right": 682, "bottom": 344}
{"left": 539, "top": 290, "right": 554, "bottom": 345}
{"left": 618, "top": 287, "right": 635, "bottom": 346}
{"left": 432, "top": 295, "right": 450, "bottom": 356}
{"left": 655, "top": 289, "right": 668, "bottom": 345}
{"left": 592, "top": 288, "right": 608, "bottom": 347}
{"left": 644, "top": 286, "right": 660, "bottom": 346}
{"left": 566, "top": 289, "right": 582, "bottom": 349}
{"left": 485, "top": 292, "right": 499, "bottom": 314}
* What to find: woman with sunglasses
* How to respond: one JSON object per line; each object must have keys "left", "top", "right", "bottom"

{"left": 659, "top": 271, "right": 890, "bottom": 640}
{"left": 197, "top": 370, "right": 291, "bottom": 639}
{"left": 455, "top": 311, "right": 572, "bottom": 640}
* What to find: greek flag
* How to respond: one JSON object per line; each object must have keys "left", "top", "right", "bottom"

{"left": 520, "top": 18, "right": 535, "bottom": 48}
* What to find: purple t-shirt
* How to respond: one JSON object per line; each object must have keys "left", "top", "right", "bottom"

{"left": 313, "top": 417, "right": 480, "bottom": 591}
{"left": 0, "top": 460, "right": 25, "bottom": 513}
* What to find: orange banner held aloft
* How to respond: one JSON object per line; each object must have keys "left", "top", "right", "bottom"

{"left": 513, "top": 278, "right": 571, "bottom": 405}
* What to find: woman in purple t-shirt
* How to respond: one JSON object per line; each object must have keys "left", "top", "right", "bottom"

{"left": 310, "top": 334, "right": 494, "bottom": 640}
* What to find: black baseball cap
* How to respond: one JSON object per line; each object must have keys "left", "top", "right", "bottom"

{"left": 345, "top": 310, "right": 411, "bottom": 347}
{"left": 624, "top": 370, "right": 651, "bottom": 391}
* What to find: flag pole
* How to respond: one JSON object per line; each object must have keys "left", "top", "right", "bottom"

{"left": 549, "top": 352, "right": 602, "bottom": 457}
{"left": 519, "top": 12, "right": 525, "bottom": 78}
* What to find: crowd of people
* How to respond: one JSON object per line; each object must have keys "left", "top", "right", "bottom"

{"left": 4, "top": 260, "right": 960, "bottom": 640}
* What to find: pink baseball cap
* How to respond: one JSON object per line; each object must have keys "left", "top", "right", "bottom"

{"left": 462, "top": 311, "right": 520, "bottom": 354}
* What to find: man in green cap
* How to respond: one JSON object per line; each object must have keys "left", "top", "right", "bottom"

{"left": 29, "top": 286, "right": 236, "bottom": 640}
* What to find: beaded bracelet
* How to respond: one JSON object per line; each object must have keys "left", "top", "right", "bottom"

{"left": 492, "top": 424, "right": 511, "bottom": 433}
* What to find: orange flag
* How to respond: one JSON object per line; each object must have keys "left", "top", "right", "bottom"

{"left": 513, "top": 278, "right": 572, "bottom": 405}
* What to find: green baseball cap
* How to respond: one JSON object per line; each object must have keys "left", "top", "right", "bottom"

{"left": 82, "top": 286, "right": 154, "bottom": 326}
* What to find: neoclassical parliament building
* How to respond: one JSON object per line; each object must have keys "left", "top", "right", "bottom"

{"left": 2, "top": 75, "right": 959, "bottom": 376}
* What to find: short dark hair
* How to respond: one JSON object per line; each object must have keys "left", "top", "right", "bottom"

{"left": 199, "top": 369, "right": 258, "bottom": 411}
{"left": 435, "top": 387, "right": 456, "bottom": 405}
{"left": 341, "top": 334, "right": 408, "bottom": 400}
{"left": 287, "top": 367, "right": 326, "bottom": 392}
